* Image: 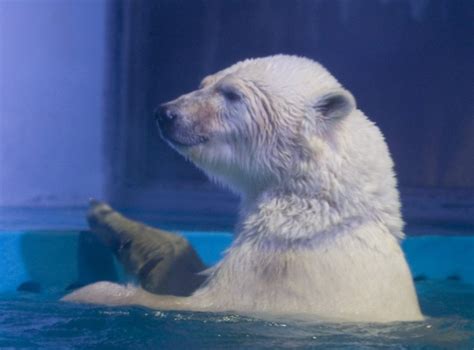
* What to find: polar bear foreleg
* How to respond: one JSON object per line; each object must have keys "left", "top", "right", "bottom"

{"left": 83, "top": 200, "right": 207, "bottom": 296}
{"left": 61, "top": 281, "right": 197, "bottom": 311}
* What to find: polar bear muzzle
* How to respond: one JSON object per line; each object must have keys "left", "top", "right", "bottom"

{"left": 154, "top": 101, "right": 210, "bottom": 148}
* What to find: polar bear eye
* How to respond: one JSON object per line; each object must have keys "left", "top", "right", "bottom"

{"left": 220, "top": 87, "right": 241, "bottom": 102}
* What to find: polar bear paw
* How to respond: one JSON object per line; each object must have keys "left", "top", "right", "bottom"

{"left": 62, "top": 281, "right": 137, "bottom": 306}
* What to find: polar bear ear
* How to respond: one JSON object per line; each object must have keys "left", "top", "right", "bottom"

{"left": 313, "top": 89, "right": 356, "bottom": 121}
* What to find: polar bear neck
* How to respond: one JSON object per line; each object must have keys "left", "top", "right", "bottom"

{"left": 235, "top": 111, "right": 404, "bottom": 243}
{"left": 236, "top": 182, "right": 400, "bottom": 249}
{"left": 237, "top": 183, "right": 373, "bottom": 244}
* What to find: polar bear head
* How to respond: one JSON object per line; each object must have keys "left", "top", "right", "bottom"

{"left": 156, "top": 56, "right": 358, "bottom": 190}
{"left": 155, "top": 55, "right": 401, "bottom": 236}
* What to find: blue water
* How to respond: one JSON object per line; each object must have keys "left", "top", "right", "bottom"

{"left": 0, "top": 280, "right": 473, "bottom": 349}
{"left": 0, "top": 208, "right": 473, "bottom": 349}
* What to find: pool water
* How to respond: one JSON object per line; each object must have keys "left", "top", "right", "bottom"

{"left": 0, "top": 280, "right": 473, "bottom": 349}
{"left": 0, "top": 208, "right": 473, "bottom": 349}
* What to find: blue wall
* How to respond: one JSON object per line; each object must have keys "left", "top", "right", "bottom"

{"left": 0, "top": 0, "right": 106, "bottom": 206}
{"left": 1, "top": 231, "right": 473, "bottom": 293}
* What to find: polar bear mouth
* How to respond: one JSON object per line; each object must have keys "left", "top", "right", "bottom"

{"left": 161, "top": 132, "right": 209, "bottom": 148}
{"left": 169, "top": 136, "right": 209, "bottom": 147}
{"left": 156, "top": 119, "right": 209, "bottom": 148}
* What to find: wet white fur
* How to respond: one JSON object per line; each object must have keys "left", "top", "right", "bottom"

{"left": 64, "top": 55, "right": 422, "bottom": 322}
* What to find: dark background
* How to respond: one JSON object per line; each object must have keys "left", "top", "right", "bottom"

{"left": 105, "top": 0, "right": 473, "bottom": 231}
{"left": 1, "top": 0, "right": 472, "bottom": 232}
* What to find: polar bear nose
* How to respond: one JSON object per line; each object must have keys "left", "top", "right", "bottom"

{"left": 154, "top": 105, "right": 179, "bottom": 126}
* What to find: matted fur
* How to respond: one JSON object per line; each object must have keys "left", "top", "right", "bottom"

{"left": 64, "top": 55, "right": 422, "bottom": 322}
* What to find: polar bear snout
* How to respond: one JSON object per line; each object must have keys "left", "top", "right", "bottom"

{"left": 154, "top": 104, "right": 178, "bottom": 125}
{"left": 154, "top": 101, "right": 209, "bottom": 148}
{"left": 154, "top": 103, "right": 179, "bottom": 138}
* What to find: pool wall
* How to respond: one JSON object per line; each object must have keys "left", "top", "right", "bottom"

{"left": 1, "top": 231, "right": 473, "bottom": 293}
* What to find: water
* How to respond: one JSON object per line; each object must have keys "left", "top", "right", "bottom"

{"left": 0, "top": 281, "right": 472, "bottom": 349}
{"left": 0, "top": 208, "right": 473, "bottom": 348}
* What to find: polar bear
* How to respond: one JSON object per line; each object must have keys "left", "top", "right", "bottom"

{"left": 64, "top": 55, "right": 423, "bottom": 322}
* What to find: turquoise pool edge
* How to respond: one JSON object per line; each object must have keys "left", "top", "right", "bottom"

{"left": 0, "top": 231, "right": 473, "bottom": 293}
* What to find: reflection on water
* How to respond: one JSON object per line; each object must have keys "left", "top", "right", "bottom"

{"left": 0, "top": 280, "right": 473, "bottom": 349}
